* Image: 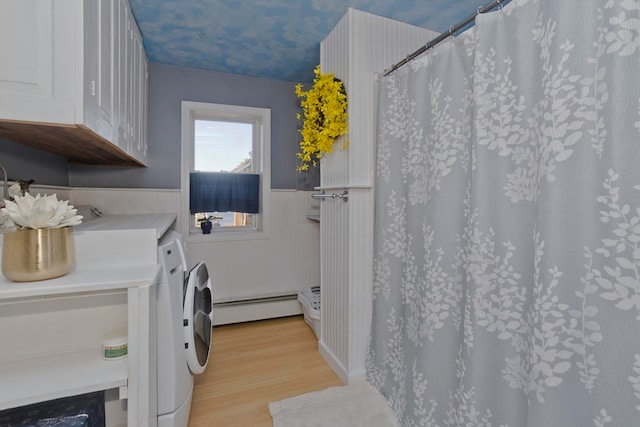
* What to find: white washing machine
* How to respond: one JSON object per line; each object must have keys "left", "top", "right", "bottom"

{"left": 157, "top": 230, "right": 213, "bottom": 427}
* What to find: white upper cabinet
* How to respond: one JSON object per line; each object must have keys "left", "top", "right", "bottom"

{"left": 126, "top": 4, "right": 148, "bottom": 164}
{"left": 83, "top": 0, "right": 115, "bottom": 144}
{"left": 0, "top": 1, "right": 76, "bottom": 123}
{"left": 0, "top": 0, "right": 148, "bottom": 166}
{"left": 113, "top": 0, "right": 148, "bottom": 164}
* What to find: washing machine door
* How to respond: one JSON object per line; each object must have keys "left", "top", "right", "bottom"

{"left": 183, "top": 261, "right": 213, "bottom": 375}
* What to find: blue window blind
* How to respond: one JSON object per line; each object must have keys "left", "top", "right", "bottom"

{"left": 189, "top": 172, "right": 260, "bottom": 214}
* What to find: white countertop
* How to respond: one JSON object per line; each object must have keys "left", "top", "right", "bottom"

{"left": 73, "top": 213, "right": 177, "bottom": 239}
{"left": 0, "top": 263, "right": 160, "bottom": 301}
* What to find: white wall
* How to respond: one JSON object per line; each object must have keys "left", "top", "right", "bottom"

{"left": 70, "top": 187, "right": 320, "bottom": 323}
{"left": 186, "top": 190, "right": 319, "bottom": 301}
{"left": 319, "top": 8, "right": 438, "bottom": 383}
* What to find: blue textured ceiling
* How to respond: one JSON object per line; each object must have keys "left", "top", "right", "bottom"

{"left": 128, "top": 0, "right": 492, "bottom": 83}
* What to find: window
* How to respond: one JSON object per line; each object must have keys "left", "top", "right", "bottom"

{"left": 181, "top": 101, "right": 271, "bottom": 239}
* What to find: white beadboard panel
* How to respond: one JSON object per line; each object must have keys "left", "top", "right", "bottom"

{"left": 347, "top": 8, "right": 438, "bottom": 186}
{"left": 186, "top": 190, "right": 320, "bottom": 304}
{"left": 320, "top": 8, "right": 437, "bottom": 189}
{"left": 319, "top": 189, "right": 349, "bottom": 367}
{"left": 319, "top": 9, "right": 436, "bottom": 383}
{"left": 68, "top": 188, "right": 319, "bottom": 322}
{"left": 319, "top": 11, "right": 349, "bottom": 190}
{"left": 70, "top": 187, "right": 181, "bottom": 216}
{"left": 318, "top": 341, "right": 349, "bottom": 384}
{"left": 8, "top": 184, "right": 71, "bottom": 201}
{"left": 346, "top": 189, "right": 374, "bottom": 380}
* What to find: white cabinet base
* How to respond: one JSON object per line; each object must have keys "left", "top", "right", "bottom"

{"left": 0, "top": 350, "right": 128, "bottom": 411}
{"left": 0, "top": 229, "right": 160, "bottom": 426}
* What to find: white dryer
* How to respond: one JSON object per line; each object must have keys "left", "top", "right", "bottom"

{"left": 157, "top": 231, "right": 212, "bottom": 427}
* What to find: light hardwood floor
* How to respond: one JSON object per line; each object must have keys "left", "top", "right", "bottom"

{"left": 188, "top": 315, "right": 343, "bottom": 426}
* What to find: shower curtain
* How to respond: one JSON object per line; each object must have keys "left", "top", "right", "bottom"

{"left": 367, "top": 0, "right": 640, "bottom": 426}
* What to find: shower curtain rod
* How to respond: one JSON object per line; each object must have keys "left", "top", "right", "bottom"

{"left": 383, "top": 0, "right": 507, "bottom": 76}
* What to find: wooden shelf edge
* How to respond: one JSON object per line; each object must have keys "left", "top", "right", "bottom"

{"left": 0, "top": 349, "right": 128, "bottom": 411}
{"left": 0, "top": 119, "right": 145, "bottom": 167}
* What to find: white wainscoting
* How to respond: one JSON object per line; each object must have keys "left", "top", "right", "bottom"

{"left": 70, "top": 187, "right": 320, "bottom": 325}
{"left": 8, "top": 183, "right": 71, "bottom": 201}
{"left": 186, "top": 190, "right": 320, "bottom": 324}
{"left": 69, "top": 187, "right": 182, "bottom": 218}
{"left": 319, "top": 9, "right": 437, "bottom": 383}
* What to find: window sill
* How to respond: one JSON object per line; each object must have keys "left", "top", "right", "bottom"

{"left": 185, "top": 229, "right": 270, "bottom": 243}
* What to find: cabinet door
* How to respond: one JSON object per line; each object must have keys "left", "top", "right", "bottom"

{"left": 131, "top": 26, "right": 148, "bottom": 164}
{"left": 82, "top": 0, "right": 114, "bottom": 142}
{"left": 97, "top": 0, "right": 115, "bottom": 136}
{"left": 114, "top": 0, "right": 130, "bottom": 153}
{"left": 141, "top": 56, "right": 149, "bottom": 161}
{"left": 127, "top": 14, "right": 136, "bottom": 155}
{"left": 0, "top": 0, "right": 77, "bottom": 123}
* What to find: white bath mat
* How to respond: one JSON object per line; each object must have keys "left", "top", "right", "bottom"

{"left": 268, "top": 381, "right": 398, "bottom": 427}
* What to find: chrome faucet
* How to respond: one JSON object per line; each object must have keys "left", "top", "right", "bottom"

{"left": 0, "top": 165, "right": 7, "bottom": 208}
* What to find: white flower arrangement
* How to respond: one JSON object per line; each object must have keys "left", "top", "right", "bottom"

{"left": 0, "top": 192, "right": 83, "bottom": 232}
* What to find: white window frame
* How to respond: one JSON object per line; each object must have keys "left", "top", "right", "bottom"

{"left": 180, "top": 101, "right": 271, "bottom": 241}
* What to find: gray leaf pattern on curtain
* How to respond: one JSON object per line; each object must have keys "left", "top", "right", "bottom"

{"left": 368, "top": 0, "right": 640, "bottom": 426}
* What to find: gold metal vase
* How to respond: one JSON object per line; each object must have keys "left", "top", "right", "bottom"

{"left": 1, "top": 227, "right": 74, "bottom": 282}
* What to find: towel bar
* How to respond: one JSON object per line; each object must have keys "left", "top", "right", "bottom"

{"left": 311, "top": 190, "right": 348, "bottom": 202}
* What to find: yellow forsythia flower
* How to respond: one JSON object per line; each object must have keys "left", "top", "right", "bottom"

{"left": 295, "top": 66, "right": 348, "bottom": 171}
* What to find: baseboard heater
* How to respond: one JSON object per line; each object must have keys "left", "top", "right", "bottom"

{"left": 212, "top": 292, "right": 303, "bottom": 325}
{"left": 212, "top": 292, "right": 299, "bottom": 308}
